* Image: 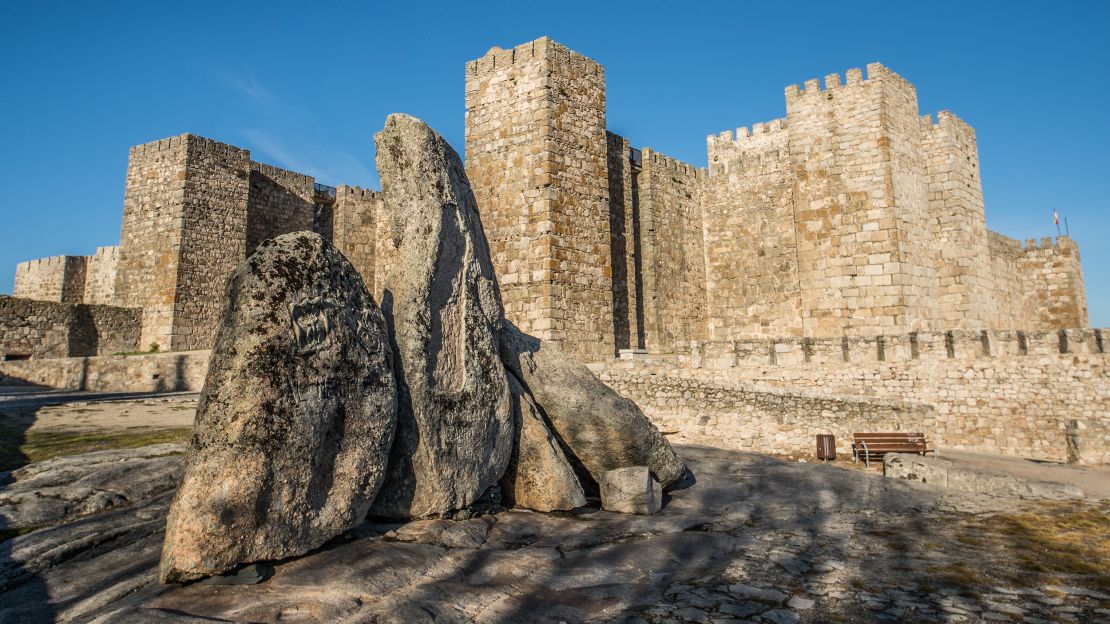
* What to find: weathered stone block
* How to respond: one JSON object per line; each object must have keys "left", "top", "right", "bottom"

{"left": 599, "top": 466, "right": 662, "bottom": 515}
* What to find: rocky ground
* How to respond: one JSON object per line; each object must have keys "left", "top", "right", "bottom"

{"left": 1, "top": 406, "right": 1107, "bottom": 624}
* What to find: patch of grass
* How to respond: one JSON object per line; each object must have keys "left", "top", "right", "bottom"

{"left": 0, "top": 426, "right": 191, "bottom": 471}
{"left": 955, "top": 534, "right": 982, "bottom": 546}
{"left": 927, "top": 562, "right": 984, "bottom": 593}
{"left": 987, "top": 509, "right": 1110, "bottom": 586}
{"left": 0, "top": 526, "right": 35, "bottom": 543}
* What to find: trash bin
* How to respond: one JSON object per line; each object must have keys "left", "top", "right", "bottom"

{"left": 816, "top": 434, "right": 836, "bottom": 462}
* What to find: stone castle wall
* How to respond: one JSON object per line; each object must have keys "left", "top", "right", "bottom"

{"left": 605, "top": 132, "right": 640, "bottom": 351}
{"left": 635, "top": 149, "right": 707, "bottom": 352}
{"left": 83, "top": 246, "right": 120, "bottom": 306}
{"left": 113, "top": 135, "right": 193, "bottom": 349}
{"left": 0, "top": 296, "right": 140, "bottom": 359}
{"left": 15, "top": 246, "right": 121, "bottom": 308}
{"left": 0, "top": 349, "right": 208, "bottom": 392}
{"left": 246, "top": 162, "right": 315, "bottom": 254}
{"left": 704, "top": 120, "right": 799, "bottom": 340}
{"left": 14, "top": 255, "right": 87, "bottom": 303}
{"left": 316, "top": 185, "right": 382, "bottom": 294}
{"left": 596, "top": 327, "right": 1109, "bottom": 463}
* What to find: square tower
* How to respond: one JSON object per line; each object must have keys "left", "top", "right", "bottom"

{"left": 464, "top": 37, "right": 615, "bottom": 362}
{"left": 784, "top": 64, "right": 939, "bottom": 336}
{"left": 113, "top": 134, "right": 251, "bottom": 351}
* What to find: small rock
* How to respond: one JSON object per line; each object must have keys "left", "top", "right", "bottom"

{"left": 600, "top": 466, "right": 662, "bottom": 515}
{"left": 718, "top": 603, "right": 763, "bottom": 618}
{"left": 727, "top": 584, "right": 787, "bottom": 604}
{"left": 674, "top": 607, "right": 711, "bottom": 623}
{"left": 786, "top": 596, "right": 814, "bottom": 610}
{"left": 760, "top": 609, "right": 800, "bottom": 624}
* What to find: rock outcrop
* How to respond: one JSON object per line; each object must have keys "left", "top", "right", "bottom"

{"left": 500, "top": 375, "right": 587, "bottom": 512}
{"left": 160, "top": 232, "right": 397, "bottom": 583}
{"left": 369, "top": 114, "right": 514, "bottom": 519}
{"left": 498, "top": 321, "right": 690, "bottom": 491}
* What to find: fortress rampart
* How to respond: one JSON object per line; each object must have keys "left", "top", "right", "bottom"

{"left": 595, "top": 326, "right": 1109, "bottom": 463}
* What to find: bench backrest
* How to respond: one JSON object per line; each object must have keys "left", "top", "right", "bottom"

{"left": 852, "top": 432, "right": 928, "bottom": 451}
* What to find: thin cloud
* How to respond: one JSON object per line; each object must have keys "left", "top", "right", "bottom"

{"left": 216, "top": 66, "right": 376, "bottom": 187}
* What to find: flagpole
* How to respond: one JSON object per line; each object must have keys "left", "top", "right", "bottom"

{"left": 1064, "top": 217, "right": 1070, "bottom": 237}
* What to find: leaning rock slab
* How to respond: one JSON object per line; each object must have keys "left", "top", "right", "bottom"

{"left": 370, "top": 114, "right": 513, "bottom": 519}
{"left": 499, "top": 322, "right": 689, "bottom": 490}
{"left": 160, "top": 232, "right": 396, "bottom": 583}
{"left": 500, "top": 375, "right": 587, "bottom": 512}
{"left": 600, "top": 466, "right": 662, "bottom": 515}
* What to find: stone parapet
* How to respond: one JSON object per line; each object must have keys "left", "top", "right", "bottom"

{"left": 0, "top": 349, "right": 209, "bottom": 392}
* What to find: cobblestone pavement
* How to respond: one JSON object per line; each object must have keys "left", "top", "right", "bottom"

{"left": 1, "top": 443, "right": 1107, "bottom": 623}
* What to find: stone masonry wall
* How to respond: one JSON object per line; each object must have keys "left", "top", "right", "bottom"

{"left": 1018, "top": 236, "right": 1088, "bottom": 328}
{"left": 604, "top": 327, "right": 1108, "bottom": 462}
{"left": 704, "top": 121, "right": 799, "bottom": 339}
{"left": 986, "top": 233, "right": 1088, "bottom": 329}
{"left": 606, "top": 132, "right": 642, "bottom": 351}
{"left": 598, "top": 367, "right": 936, "bottom": 459}
{"left": 113, "top": 135, "right": 192, "bottom": 349}
{"left": 465, "top": 37, "right": 615, "bottom": 361}
{"left": 785, "top": 65, "right": 938, "bottom": 336}
{"left": 14, "top": 255, "right": 87, "bottom": 303}
{"left": 0, "top": 349, "right": 208, "bottom": 392}
{"left": 0, "top": 296, "right": 140, "bottom": 359}
{"left": 246, "top": 162, "right": 315, "bottom": 254}
{"left": 922, "top": 112, "right": 993, "bottom": 327}
{"left": 83, "top": 246, "right": 120, "bottom": 306}
{"left": 171, "top": 136, "right": 251, "bottom": 351}
{"left": 636, "top": 149, "right": 708, "bottom": 352}
{"left": 318, "top": 186, "right": 382, "bottom": 293}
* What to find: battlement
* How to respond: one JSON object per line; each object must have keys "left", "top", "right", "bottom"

{"left": 666, "top": 327, "right": 1108, "bottom": 370}
{"left": 250, "top": 160, "right": 313, "bottom": 188}
{"left": 336, "top": 184, "right": 381, "bottom": 200}
{"left": 784, "top": 62, "right": 914, "bottom": 101}
{"left": 16, "top": 254, "right": 80, "bottom": 272}
{"left": 921, "top": 110, "right": 975, "bottom": 134}
{"left": 128, "top": 133, "right": 248, "bottom": 158}
{"left": 707, "top": 118, "right": 789, "bottom": 151}
{"left": 640, "top": 148, "right": 699, "bottom": 177}
{"left": 990, "top": 231, "right": 1077, "bottom": 255}
{"left": 466, "top": 36, "right": 603, "bottom": 78}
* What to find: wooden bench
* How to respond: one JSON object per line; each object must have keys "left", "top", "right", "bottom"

{"left": 851, "top": 432, "right": 934, "bottom": 467}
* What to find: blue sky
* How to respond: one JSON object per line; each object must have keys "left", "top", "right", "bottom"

{"left": 1, "top": 1, "right": 1106, "bottom": 324}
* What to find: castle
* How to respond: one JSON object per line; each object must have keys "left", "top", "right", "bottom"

{"left": 3, "top": 37, "right": 1089, "bottom": 362}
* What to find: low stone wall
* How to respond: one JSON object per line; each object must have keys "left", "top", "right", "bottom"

{"left": 0, "top": 350, "right": 210, "bottom": 393}
{"left": 598, "top": 369, "right": 934, "bottom": 458}
{"left": 0, "top": 296, "right": 141, "bottom": 359}
{"left": 596, "top": 341, "right": 1109, "bottom": 463}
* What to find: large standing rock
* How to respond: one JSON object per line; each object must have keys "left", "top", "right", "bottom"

{"left": 160, "top": 232, "right": 397, "bottom": 583}
{"left": 370, "top": 114, "right": 513, "bottom": 519}
{"left": 499, "top": 322, "right": 690, "bottom": 491}
{"left": 500, "top": 375, "right": 587, "bottom": 512}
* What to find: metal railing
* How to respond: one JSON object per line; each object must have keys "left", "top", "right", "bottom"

{"left": 313, "top": 183, "right": 337, "bottom": 200}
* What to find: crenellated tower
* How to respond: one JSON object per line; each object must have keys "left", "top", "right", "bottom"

{"left": 464, "top": 37, "right": 614, "bottom": 361}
